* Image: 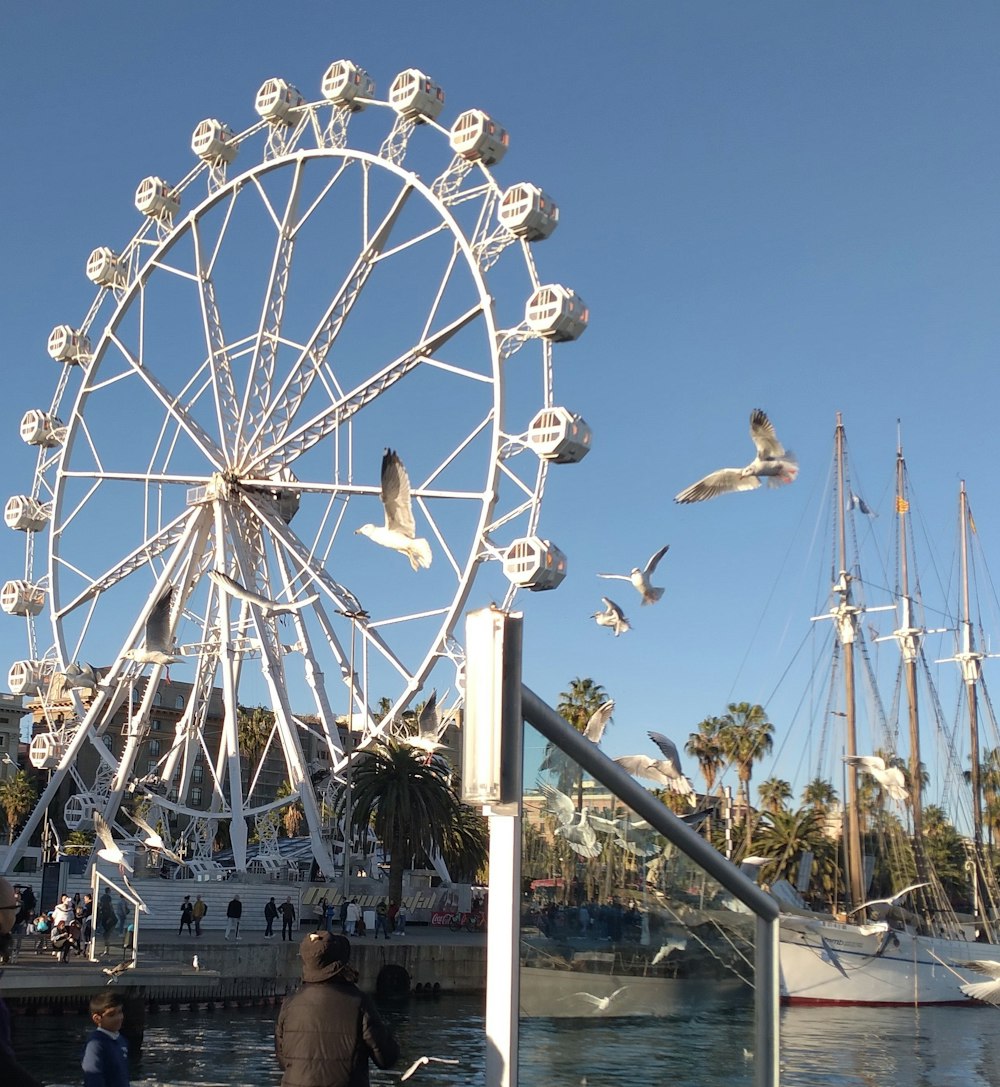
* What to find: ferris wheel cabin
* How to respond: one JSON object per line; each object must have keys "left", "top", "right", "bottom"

{"left": 8, "top": 659, "right": 55, "bottom": 698}
{"left": 503, "top": 536, "right": 567, "bottom": 591}
{"left": 449, "top": 110, "right": 509, "bottom": 165}
{"left": 86, "top": 246, "right": 126, "bottom": 288}
{"left": 47, "top": 325, "right": 91, "bottom": 364}
{"left": 63, "top": 793, "right": 99, "bottom": 831}
{"left": 321, "top": 60, "right": 375, "bottom": 109}
{"left": 4, "top": 496, "right": 48, "bottom": 533}
{"left": 134, "top": 177, "right": 180, "bottom": 219}
{"left": 29, "top": 731, "right": 65, "bottom": 770}
{"left": 19, "top": 410, "right": 64, "bottom": 447}
{"left": 255, "top": 79, "right": 304, "bottom": 124}
{"left": 525, "top": 285, "right": 588, "bottom": 342}
{"left": 0, "top": 580, "right": 45, "bottom": 617}
{"left": 499, "top": 184, "right": 559, "bottom": 241}
{"left": 191, "top": 119, "right": 238, "bottom": 164}
{"left": 389, "top": 68, "right": 444, "bottom": 122}
{"left": 527, "top": 408, "right": 592, "bottom": 463}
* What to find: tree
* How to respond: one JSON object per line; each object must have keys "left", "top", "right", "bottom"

{"left": 0, "top": 771, "right": 38, "bottom": 844}
{"left": 550, "top": 677, "right": 610, "bottom": 806}
{"left": 349, "top": 740, "right": 460, "bottom": 906}
{"left": 236, "top": 705, "right": 275, "bottom": 767}
{"left": 718, "top": 702, "right": 774, "bottom": 832}
{"left": 758, "top": 777, "right": 792, "bottom": 815}
{"left": 685, "top": 717, "right": 726, "bottom": 796}
{"left": 802, "top": 777, "right": 838, "bottom": 813}
{"left": 438, "top": 791, "right": 489, "bottom": 883}
{"left": 753, "top": 806, "right": 840, "bottom": 907}
{"left": 276, "top": 780, "right": 305, "bottom": 838}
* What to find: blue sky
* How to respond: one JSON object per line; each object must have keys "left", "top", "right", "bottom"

{"left": 3, "top": 3, "right": 1000, "bottom": 818}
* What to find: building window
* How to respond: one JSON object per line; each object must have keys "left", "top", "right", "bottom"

{"left": 192, "top": 765, "right": 203, "bottom": 783}
{"left": 190, "top": 787, "right": 202, "bottom": 805}
{"left": 102, "top": 735, "right": 114, "bottom": 754}
{"left": 150, "top": 719, "right": 161, "bottom": 732}
{"left": 147, "top": 760, "right": 158, "bottom": 776}
{"left": 153, "top": 692, "right": 162, "bottom": 706}
{"left": 175, "top": 695, "right": 184, "bottom": 710}
{"left": 148, "top": 739, "right": 160, "bottom": 757}
{"left": 0, "top": 735, "right": 6, "bottom": 748}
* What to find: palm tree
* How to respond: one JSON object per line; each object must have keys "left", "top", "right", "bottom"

{"left": 349, "top": 740, "right": 460, "bottom": 906}
{"left": 0, "top": 771, "right": 38, "bottom": 844}
{"left": 718, "top": 702, "right": 774, "bottom": 832}
{"left": 543, "top": 677, "right": 611, "bottom": 805}
{"left": 236, "top": 704, "right": 275, "bottom": 768}
{"left": 685, "top": 717, "right": 726, "bottom": 797}
{"left": 758, "top": 777, "right": 792, "bottom": 815}
{"left": 438, "top": 791, "right": 489, "bottom": 883}
{"left": 276, "top": 780, "right": 305, "bottom": 838}
{"left": 754, "top": 806, "right": 839, "bottom": 906}
{"left": 802, "top": 777, "right": 838, "bottom": 812}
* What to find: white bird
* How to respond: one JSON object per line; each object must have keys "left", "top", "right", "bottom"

{"left": 592, "top": 597, "right": 630, "bottom": 637}
{"left": 402, "top": 691, "right": 451, "bottom": 758}
{"left": 400, "top": 1056, "right": 460, "bottom": 1081}
{"left": 94, "top": 811, "right": 133, "bottom": 872}
{"left": 356, "top": 448, "right": 432, "bottom": 570}
{"left": 208, "top": 570, "right": 318, "bottom": 615}
{"left": 843, "top": 755, "right": 909, "bottom": 802}
{"left": 563, "top": 986, "right": 630, "bottom": 1012}
{"left": 597, "top": 545, "right": 669, "bottom": 606}
{"left": 125, "top": 810, "right": 187, "bottom": 866}
{"left": 740, "top": 855, "right": 771, "bottom": 880}
{"left": 582, "top": 701, "right": 616, "bottom": 743}
{"left": 192, "top": 955, "right": 200, "bottom": 971}
{"left": 48, "top": 661, "right": 101, "bottom": 702}
{"left": 539, "top": 783, "right": 602, "bottom": 858}
{"left": 123, "top": 588, "right": 180, "bottom": 669}
{"left": 102, "top": 960, "right": 133, "bottom": 984}
{"left": 615, "top": 732, "right": 694, "bottom": 797}
{"left": 674, "top": 408, "right": 798, "bottom": 504}
{"left": 952, "top": 960, "right": 1000, "bottom": 1004}
{"left": 651, "top": 938, "right": 687, "bottom": 965}
{"left": 847, "top": 882, "right": 930, "bottom": 917}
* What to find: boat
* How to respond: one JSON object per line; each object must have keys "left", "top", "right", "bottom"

{"left": 774, "top": 415, "right": 1000, "bottom": 1005}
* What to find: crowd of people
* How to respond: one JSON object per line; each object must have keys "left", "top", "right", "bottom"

{"left": 309, "top": 896, "right": 407, "bottom": 939}
{"left": 1, "top": 886, "right": 134, "bottom": 963}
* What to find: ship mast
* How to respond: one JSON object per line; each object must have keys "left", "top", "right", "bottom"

{"left": 958, "top": 482, "right": 985, "bottom": 851}
{"left": 892, "top": 437, "right": 928, "bottom": 883}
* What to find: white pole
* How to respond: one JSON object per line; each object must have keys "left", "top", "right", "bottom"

{"left": 485, "top": 807, "right": 520, "bottom": 1087}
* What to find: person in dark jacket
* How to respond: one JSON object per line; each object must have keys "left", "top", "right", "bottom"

{"left": 276, "top": 932, "right": 399, "bottom": 1087}
{"left": 81, "top": 990, "right": 130, "bottom": 1087}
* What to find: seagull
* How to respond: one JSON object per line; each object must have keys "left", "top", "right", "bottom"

{"left": 582, "top": 700, "right": 615, "bottom": 743}
{"left": 592, "top": 597, "right": 630, "bottom": 637}
{"left": 400, "top": 1056, "right": 461, "bottom": 1081}
{"left": 846, "top": 881, "right": 930, "bottom": 917}
{"left": 94, "top": 811, "right": 133, "bottom": 872}
{"left": 539, "top": 783, "right": 602, "bottom": 858}
{"left": 356, "top": 448, "right": 432, "bottom": 570}
{"left": 208, "top": 570, "right": 319, "bottom": 615}
{"left": 125, "top": 810, "right": 187, "bottom": 866}
{"left": 48, "top": 661, "right": 101, "bottom": 702}
{"left": 843, "top": 755, "right": 909, "bottom": 802}
{"left": 597, "top": 545, "right": 669, "bottom": 606}
{"left": 952, "top": 960, "right": 1000, "bottom": 1004}
{"left": 102, "top": 960, "right": 133, "bottom": 984}
{"left": 614, "top": 732, "right": 694, "bottom": 796}
{"left": 402, "top": 691, "right": 451, "bottom": 758}
{"left": 123, "top": 588, "right": 180, "bottom": 669}
{"left": 651, "top": 938, "right": 687, "bottom": 965}
{"left": 562, "top": 986, "right": 630, "bottom": 1012}
{"left": 674, "top": 408, "right": 798, "bottom": 504}
{"left": 192, "top": 955, "right": 200, "bottom": 971}
{"left": 739, "top": 855, "right": 771, "bottom": 880}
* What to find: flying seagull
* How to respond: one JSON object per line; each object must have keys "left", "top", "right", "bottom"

{"left": 94, "top": 810, "right": 133, "bottom": 872}
{"left": 48, "top": 661, "right": 101, "bottom": 702}
{"left": 123, "top": 588, "right": 180, "bottom": 669}
{"left": 561, "top": 986, "right": 630, "bottom": 1012}
{"left": 402, "top": 691, "right": 452, "bottom": 759}
{"left": 843, "top": 755, "right": 909, "bottom": 802}
{"left": 952, "top": 960, "right": 1000, "bottom": 1004}
{"left": 208, "top": 570, "right": 318, "bottom": 615}
{"left": 125, "top": 809, "right": 187, "bottom": 866}
{"left": 651, "top": 938, "right": 687, "bottom": 965}
{"left": 846, "top": 882, "right": 930, "bottom": 918}
{"left": 597, "top": 545, "right": 669, "bottom": 606}
{"left": 674, "top": 408, "right": 798, "bottom": 503}
{"left": 102, "top": 960, "right": 133, "bottom": 985}
{"left": 614, "top": 732, "right": 694, "bottom": 797}
{"left": 592, "top": 597, "right": 630, "bottom": 637}
{"left": 582, "top": 700, "right": 615, "bottom": 743}
{"left": 400, "top": 1056, "right": 461, "bottom": 1081}
{"left": 356, "top": 448, "right": 432, "bottom": 570}
{"left": 539, "top": 782, "right": 602, "bottom": 858}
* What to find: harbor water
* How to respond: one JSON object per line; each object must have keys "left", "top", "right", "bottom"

{"left": 10, "top": 994, "right": 1000, "bottom": 1086}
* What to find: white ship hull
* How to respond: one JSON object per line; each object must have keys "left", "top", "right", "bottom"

{"left": 779, "top": 916, "right": 994, "bottom": 1006}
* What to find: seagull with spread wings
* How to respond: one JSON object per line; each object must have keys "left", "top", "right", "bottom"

{"left": 561, "top": 986, "right": 630, "bottom": 1012}
{"left": 123, "top": 588, "right": 180, "bottom": 670}
{"left": 402, "top": 691, "right": 453, "bottom": 760}
{"left": 356, "top": 448, "right": 432, "bottom": 570}
{"left": 592, "top": 597, "right": 630, "bottom": 637}
{"left": 125, "top": 809, "right": 187, "bottom": 866}
{"left": 598, "top": 545, "right": 669, "bottom": 606}
{"left": 674, "top": 409, "right": 798, "bottom": 503}
{"left": 582, "top": 700, "right": 615, "bottom": 743}
{"left": 208, "top": 570, "right": 318, "bottom": 615}
{"left": 539, "top": 782, "right": 602, "bottom": 858}
{"left": 48, "top": 661, "right": 101, "bottom": 702}
{"left": 843, "top": 755, "right": 909, "bottom": 802}
{"left": 399, "top": 1056, "right": 461, "bottom": 1081}
{"left": 952, "top": 960, "right": 1000, "bottom": 1004}
{"left": 846, "top": 882, "right": 930, "bottom": 917}
{"left": 614, "top": 732, "right": 694, "bottom": 797}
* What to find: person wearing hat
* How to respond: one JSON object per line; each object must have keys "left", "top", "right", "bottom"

{"left": 276, "top": 931, "right": 398, "bottom": 1087}
{"left": 0, "top": 876, "right": 44, "bottom": 1087}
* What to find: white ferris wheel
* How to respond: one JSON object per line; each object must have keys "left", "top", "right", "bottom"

{"left": 1, "top": 62, "right": 591, "bottom": 875}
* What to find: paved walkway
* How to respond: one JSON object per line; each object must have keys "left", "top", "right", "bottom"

{"left": 152, "top": 922, "right": 487, "bottom": 949}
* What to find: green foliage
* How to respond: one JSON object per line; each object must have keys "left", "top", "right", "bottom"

{"left": 0, "top": 771, "right": 38, "bottom": 844}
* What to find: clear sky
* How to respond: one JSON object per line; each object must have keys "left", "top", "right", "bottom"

{"left": 2, "top": 3, "right": 1000, "bottom": 819}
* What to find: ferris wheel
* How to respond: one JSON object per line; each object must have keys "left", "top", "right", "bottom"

{"left": 1, "top": 62, "right": 591, "bottom": 874}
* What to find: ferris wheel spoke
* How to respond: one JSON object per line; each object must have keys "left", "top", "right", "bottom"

{"left": 246, "top": 178, "right": 417, "bottom": 460}
{"left": 245, "top": 301, "right": 484, "bottom": 476}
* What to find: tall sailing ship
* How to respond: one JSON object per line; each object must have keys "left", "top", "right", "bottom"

{"left": 776, "top": 414, "right": 1000, "bottom": 1005}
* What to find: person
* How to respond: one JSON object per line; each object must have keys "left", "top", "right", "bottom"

{"left": 81, "top": 990, "right": 130, "bottom": 1087}
{"left": 338, "top": 898, "right": 349, "bottom": 934}
{"left": 279, "top": 896, "right": 296, "bottom": 942}
{"left": 345, "top": 899, "right": 360, "bottom": 937}
{"left": 0, "top": 876, "right": 44, "bottom": 1087}
{"left": 265, "top": 897, "right": 279, "bottom": 939}
{"left": 115, "top": 895, "right": 128, "bottom": 933}
{"left": 178, "top": 895, "right": 194, "bottom": 936}
{"left": 395, "top": 902, "right": 406, "bottom": 937}
{"left": 192, "top": 894, "right": 207, "bottom": 936}
{"left": 275, "top": 932, "right": 398, "bottom": 1087}
{"left": 98, "top": 890, "right": 117, "bottom": 955}
{"left": 53, "top": 893, "right": 73, "bottom": 927}
{"left": 374, "top": 900, "right": 391, "bottom": 940}
{"left": 225, "top": 894, "right": 242, "bottom": 940}
{"left": 387, "top": 900, "right": 399, "bottom": 935}
{"left": 51, "top": 920, "right": 77, "bottom": 962}
{"left": 314, "top": 895, "right": 328, "bottom": 930}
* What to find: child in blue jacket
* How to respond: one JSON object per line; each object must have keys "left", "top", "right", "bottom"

{"left": 82, "top": 991, "right": 130, "bottom": 1087}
